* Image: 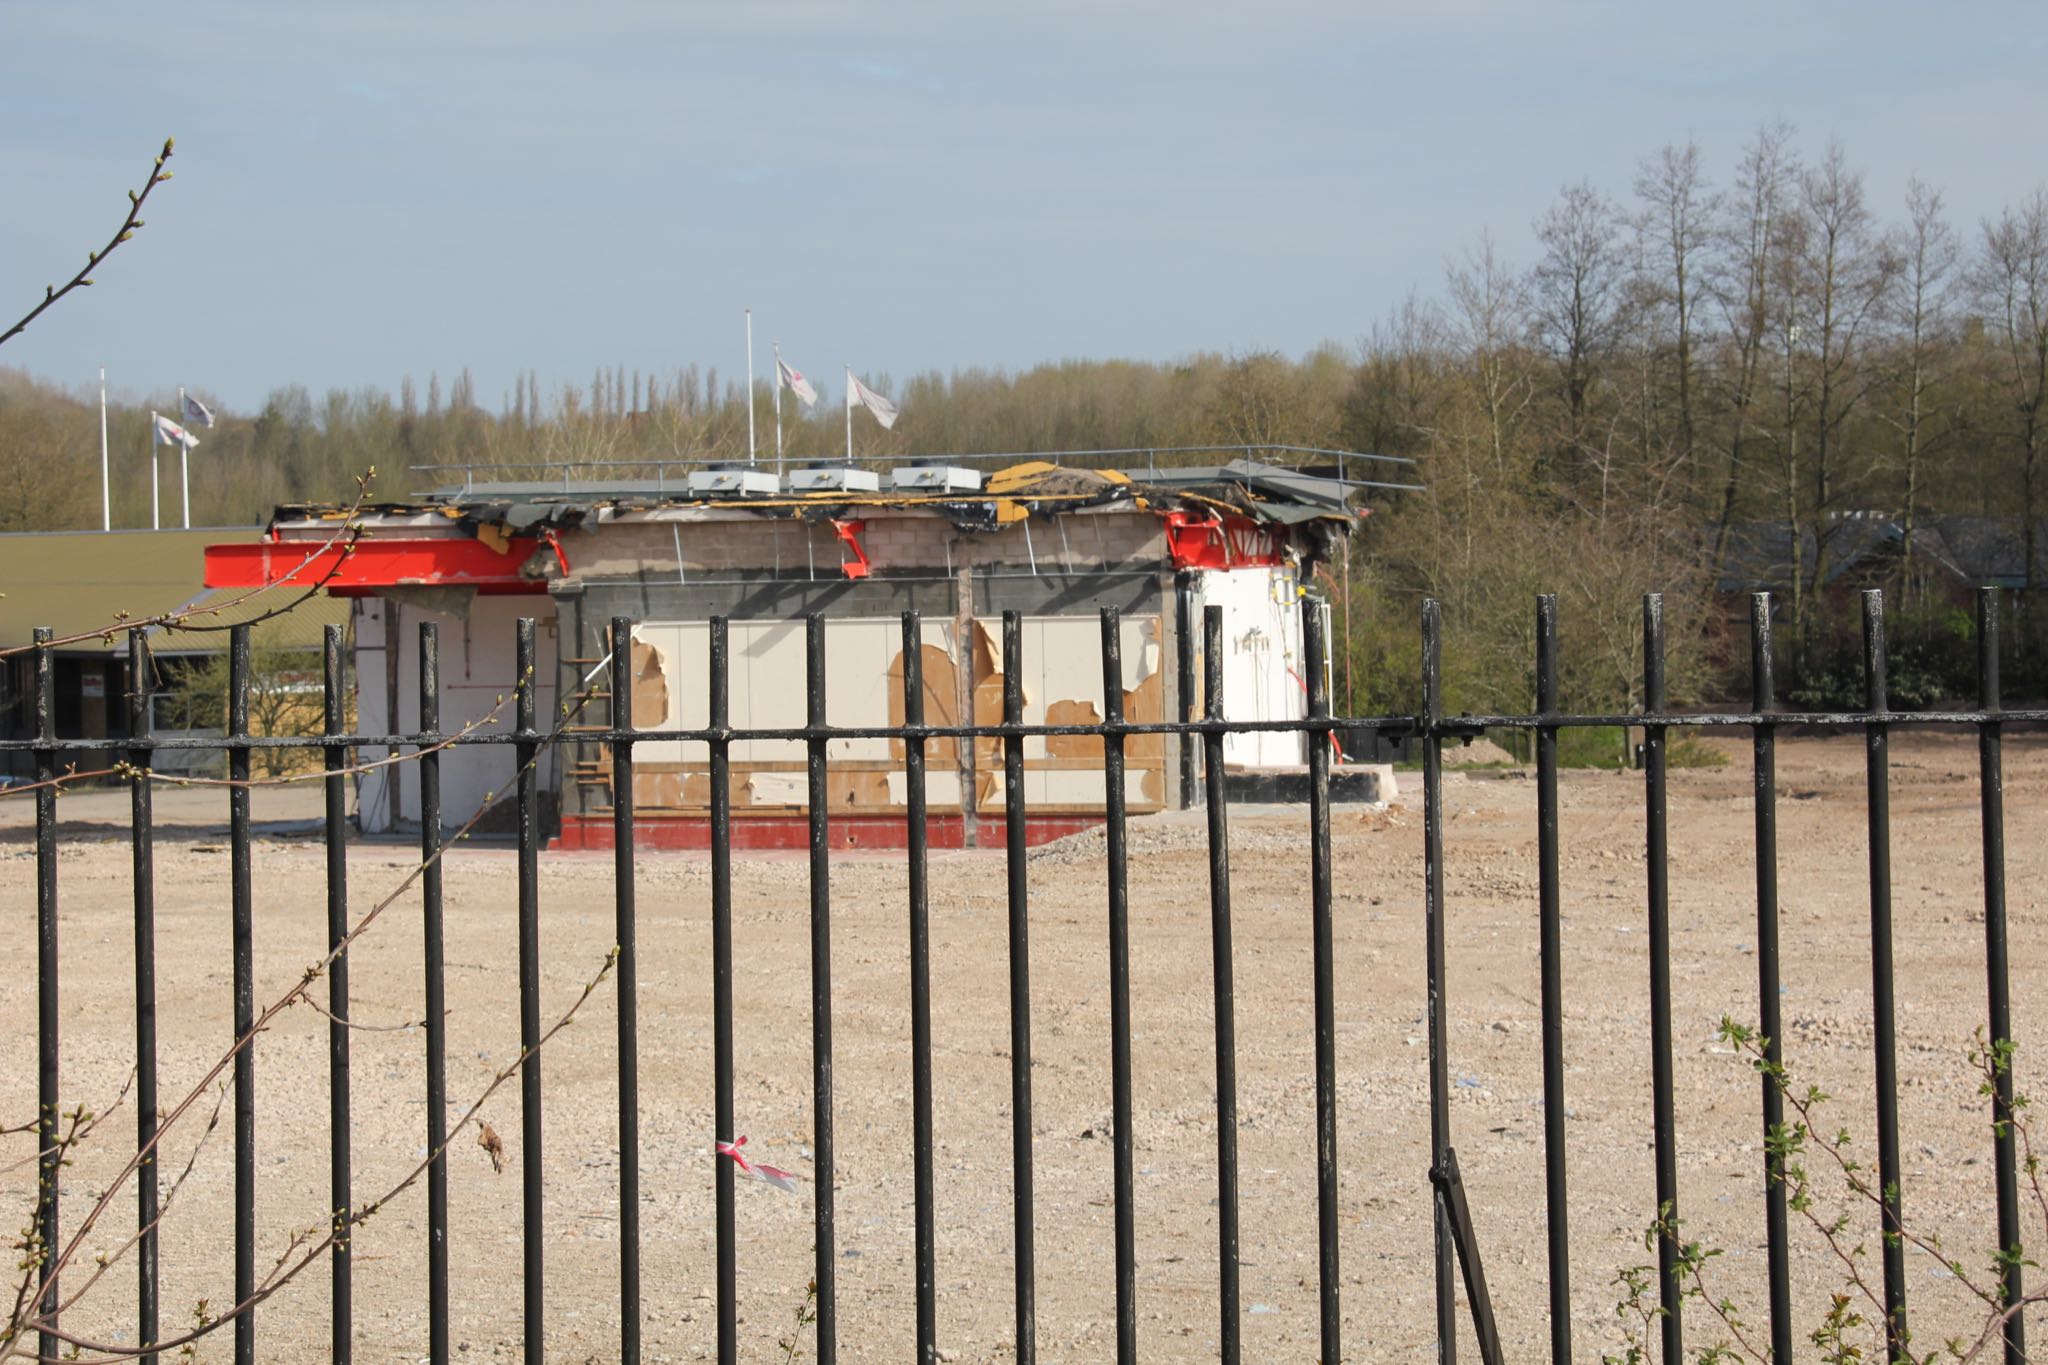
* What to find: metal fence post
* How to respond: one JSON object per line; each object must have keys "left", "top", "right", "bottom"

{"left": 1863, "top": 590, "right": 1907, "bottom": 1358}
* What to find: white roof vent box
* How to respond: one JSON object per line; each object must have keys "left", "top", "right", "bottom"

{"left": 890, "top": 463, "right": 982, "bottom": 493}
{"left": 687, "top": 464, "right": 781, "bottom": 497}
{"left": 787, "top": 466, "right": 882, "bottom": 494}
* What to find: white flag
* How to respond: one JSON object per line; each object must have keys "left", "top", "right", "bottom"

{"left": 849, "top": 373, "right": 898, "bottom": 430}
{"left": 776, "top": 356, "right": 819, "bottom": 408}
{"left": 153, "top": 413, "right": 199, "bottom": 450}
{"left": 181, "top": 392, "right": 216, "bottom": 429}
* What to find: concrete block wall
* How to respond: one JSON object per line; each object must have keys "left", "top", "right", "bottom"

{"left": 566, "top": 507, "right": 1166, "bottom": 581}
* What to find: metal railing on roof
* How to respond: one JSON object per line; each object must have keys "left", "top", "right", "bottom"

{"left": 405, "top": 445, "right": 1424, "bottom": 498}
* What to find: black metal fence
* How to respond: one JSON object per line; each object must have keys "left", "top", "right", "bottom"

{"left": 3, "top": 586, "right": 2042, "bottom": 1365}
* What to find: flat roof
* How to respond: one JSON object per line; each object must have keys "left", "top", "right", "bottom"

{"left": 0, "top": 527, "right": 349, "bottom": 653}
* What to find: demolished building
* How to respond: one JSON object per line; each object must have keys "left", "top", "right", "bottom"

{"left": 204, "top": 454, "right": 1384, "bottom": 847}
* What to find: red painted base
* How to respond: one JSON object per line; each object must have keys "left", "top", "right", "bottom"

{"left": 551, "top": 812, "right": 1106, "bottom": 852}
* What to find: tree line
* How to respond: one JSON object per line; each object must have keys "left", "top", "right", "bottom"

{"left": 4, "top": 126, "right": 2044, "bottom": 708}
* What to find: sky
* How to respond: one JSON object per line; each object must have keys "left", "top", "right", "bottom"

{"left": 2, "top": 1, "right": 2043, "bottom": 415}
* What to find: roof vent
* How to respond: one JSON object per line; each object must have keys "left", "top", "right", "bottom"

{"left": 687, "top": 464, "right": 781, "bottom": 497}
{"left": 787, "top": 466, "right": 882, "bottom": 494}
{"left": 889, "top": 463, "right": 982, "bottom": 493}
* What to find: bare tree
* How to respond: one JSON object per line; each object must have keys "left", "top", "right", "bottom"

{"left": 1974, "top": 187, "right": 2048, "bottom": 625}
{"left": 1881, "top": 177, "right": 1960, "bottom": 599}
{"left": 1634, "top": 140, "right": 1717, "bottom": 471}
{"left": 1707, "top": 123, "right": 1799, "bottom": 578}
{"left": 1443, "top": 230, "right": 1534, "bottom": 480}
{"left": 1529, "top": 180, "right": 1628, "bottom": 476}
{"left": 1792, "top": 141, "right": 1897, "bottom": 610}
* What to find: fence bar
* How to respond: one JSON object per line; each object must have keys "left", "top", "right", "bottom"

{"left": 805, "top": 614, "right": 838, "bottom": 1365}
{"left": 1304, "top": 602, "right": 1340, "bottom": 1363}
{"left": 609, "top": 617, "right": 642, "bottom": 1364}
{"left": 1748, "top": 597, "right": 1792, "bottom": 1365}
{"left": 1641, "top": 596, "right": 1680, "bottom": 1365}
{"left": 124, "top": 631, "right": 161, "bottom": 1365}
{"left": 419, "top": 622, "right": 450, "bottom": 1365}
{"left": 1862, "top": 590, "right": 1907, "bottom": 1357}
{"left": 1421, "top": 600, "right": 1456, "bottom": 1364}
{"left": 709, "top": 618, "right": 738, "bottom": 1365}
{"left": 516, "top": 616, "right": 545, "bottom": 1365}
{"left": 1099, "top": 609, "right": 1138, "bottom": 1364}
{"left": 1201, "top": 606, "right": 1241, "bottom": 1365}
{"left": 902, "top": 612, "right": 939, "bottom": 1365}
{"left": 1533, "top": 596, "right": 1570, "bottom": 1365}
{"left": 322, "top": 625, "right": 352, "bottom": 1365}
{"left": 228, "top": 624, "right": 257, "bottom": 1365}
{"left": 1002, "top": 610, "right": 1038, "bottom": 1365}
{"left": 33, "top": 627, "right": 58, "bottom": 1365}
{"left": 1977, "top": 588, "right": 2024, "bottom": 1365}
{"left": 1176, "top": 574, "right": 1200, "bottom": 808}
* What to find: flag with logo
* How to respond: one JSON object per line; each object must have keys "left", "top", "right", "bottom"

{"left": 181, "top": 392, "right": 216, "bottom": 429}
{"left": 849, "top": 373, "right": 898, "bottom": 429}
{"left": 153, "top": 413, "right": 199, "bottom": 450}
{"left": 776, "top": 356, "right": 819, "bottom": 408}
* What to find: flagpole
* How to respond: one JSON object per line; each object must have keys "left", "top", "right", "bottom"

{"left": 148, "top": 412, "right": 160, "bottom": 530}
{"left": 177, "top": 387, "right": 191, "bottom": 528}
{"left": 844, "top": 366, "right": 853, "bottom": 465}
{"left": 745, "top": 309, "right": 756, "bottom": 467}
{"left": 99, "top": 367, "right": 110, "bottom": 532}
{"left": 773, "top": 343, "right": 784, "bottom": 475}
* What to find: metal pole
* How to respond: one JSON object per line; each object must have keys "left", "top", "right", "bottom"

{"left": 1535, "top": 595, "right": 1572, "bottom": 1365}
{"left": 1099, "top": 610, "right": 1137, "bottom": 1365}
{"left": 1863, "top": 590, "right": 1908, "bottom": 1358}
{"left": 1978, "top": 587, "right": 2025, "bottom": 1365}
{"left": 1750, "top": 595, "right": 1793, "bottom": 1365}
{"left": 100, "top": 368, "right": 110, "bottom": 531}
{"left": 177, "top": 388, "right": 190, "bottom": 528}
{"left": 745, "top": 310, "right": 757, "bottom": 467}
{"left": 1643, "top": 595, "right": 1682, "bottom": 1365}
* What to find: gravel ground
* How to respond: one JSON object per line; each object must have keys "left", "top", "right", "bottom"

{"left": 1, "top": 730, "right": 2043, "bottom": 1363}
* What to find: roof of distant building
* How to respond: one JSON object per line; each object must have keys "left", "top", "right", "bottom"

{"left": 0, "top": 527, "right": 350, "bottom": 654}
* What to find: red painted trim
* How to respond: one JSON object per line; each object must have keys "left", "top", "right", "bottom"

{"left": 552, "top": 812, "right": 1106, "bottom": 852}
{"left": 1162, "top": 511, "right": 1285, "bottom": 570}
{"left": 831, "top": 519, "right": 871, "bottom": 579}
{"left": 204, "top": 537, "right": 549, "bottom": 592}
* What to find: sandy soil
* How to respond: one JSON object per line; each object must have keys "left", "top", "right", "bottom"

{"left": 1, "top": 730, "right": 2042, "bottom": 1364}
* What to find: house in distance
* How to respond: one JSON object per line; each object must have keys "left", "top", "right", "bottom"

{"left": 204, "top": 450, "right": 1403, "bottom": 847}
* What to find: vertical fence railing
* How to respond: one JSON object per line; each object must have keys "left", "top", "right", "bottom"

{"left": 6, "top": 586, "right": 2047, "bottom": 1365}
{"left": 419, "top": 622, "right": 450, "bottom": 1365}
{"left": 610, "top": 618, "right": 643, "bottom": 1364}
{"left": 1749, "top": 594, "right": 1794, "bottom": 1365}
{"left": 1642, "top": 596, "right": 1682, "bottom": 1365}
{"left": 1201, "top": 604, "right": 1242, "bottom": 1365}
{"left": 1420, "top": 601, "right": 1457, "bottom": 1362}
{"left": 901, "top": 611, "right": 940, "bottom": 1365}
{"left": 1978, "top": 588, "right": 2024, "bottom": 1365}
{"left": 708, "top": 617, "right": 738, "bottom": 1365}
{"left": 228, "top": 624, "right": 257, "bottom": 1365}
{"left": 515, "top": 617, "right": 545, "bottom": 1365}
{"left": 805, "top": 615, "right": 838, "bottom": 1365}
{"left": 322, "top": 623, "right": 352, "bottom": 1365}
{"left": 1304, "top": 605, "right": 1341, "bottom": 1364}
{"left": 1099, "top": 609, "right": 1139, "bottom": 1365}
{"left": 33, "top": 626, "right": 57, "bottom": 1365}
{"left": 1534, "top": 595, "right": 1570, "bottom": 1365}
{"left": 1001, "top": 610, "right": 1038, "bottom": 1365}
{"left": 128, "top": 630, "right": 162, "bottom": 1365}
{"left": 1863, "top": 590, "right": 1909, "bottom": 1358}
